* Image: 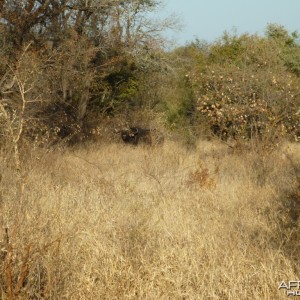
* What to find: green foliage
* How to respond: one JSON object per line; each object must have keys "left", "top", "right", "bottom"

{"left": 284, "top": 47, "right": 300, "bottom": 77}
{"left": 208, "top": 32, "right": 248, "bottom": 64}
{"left": 266, "top": 24, "right": 300, "bottom": 77}
{"left": 1, "top": 4, "right": 299, "bottom": 149}
{"left": 266, "top": 24, "right": 298, "bottom": 45}
{"left": 116, "top": 78, "right": 139, "bottom": 106}
{"left": 174, "top": 27, "right": 300, "bottom": 143}
{"left": 163, "top": 75, "right": 196, "bottom": 129}
{"left": 173, "top": 39, "right": 209, "bottom": 73}
{"left": 0, "top": 0, "right": 173, "bottom": 145}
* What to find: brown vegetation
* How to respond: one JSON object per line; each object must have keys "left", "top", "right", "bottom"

{"left": 0, "top": 140, "right": 299, "bottom": 299}
{"left": 1, "top": 1, "right": 300, "bottom": 298}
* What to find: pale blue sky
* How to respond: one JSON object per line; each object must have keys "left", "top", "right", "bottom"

{"left": 159, "top": 0, "right": 300, "bottom": 45}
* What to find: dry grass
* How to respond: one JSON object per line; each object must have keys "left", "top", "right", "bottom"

{"left": 0, "top": 140, "right": 300, "bottom": 299}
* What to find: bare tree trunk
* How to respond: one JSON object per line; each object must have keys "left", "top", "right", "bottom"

{"left": 77, "top": 90, "right": 89, "bottom": 122}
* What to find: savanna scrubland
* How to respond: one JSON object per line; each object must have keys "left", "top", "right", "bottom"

{"left": 1, "top": 141, "right": 300, "bottom": 299}
{"left": 0, "top": 1, "right": 300, "bottom": 299}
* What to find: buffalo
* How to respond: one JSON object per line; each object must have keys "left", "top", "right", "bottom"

{"left": 120, "top": 127, "right": 153, "bottom": 145}
{"left": 115, "top": 125, "right": 164, "bottom": 146}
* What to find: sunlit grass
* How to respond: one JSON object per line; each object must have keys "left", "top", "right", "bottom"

{"left": 0, "top": 140, "right": 299, "bottom": 299}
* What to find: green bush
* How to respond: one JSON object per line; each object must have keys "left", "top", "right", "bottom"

{"left": 180, "top": 29, "right": 300, "bottom": 143}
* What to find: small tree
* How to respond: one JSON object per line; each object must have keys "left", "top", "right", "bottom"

{"left": 0, "top": 43, "right": 52, "bottom": 167}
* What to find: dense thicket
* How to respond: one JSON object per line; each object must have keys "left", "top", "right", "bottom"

{"left": 172, "top": 25, "right": 300, "bottom": 145}
{"left": 0, "top": 0, "right": 174, "bottom": 154}
{"left": 0, "top": 1, "right": 299, "bottom": 157}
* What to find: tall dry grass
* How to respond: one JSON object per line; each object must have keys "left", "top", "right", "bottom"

{"left": 0, "top": 140, "right": 299, "bottom": 299}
